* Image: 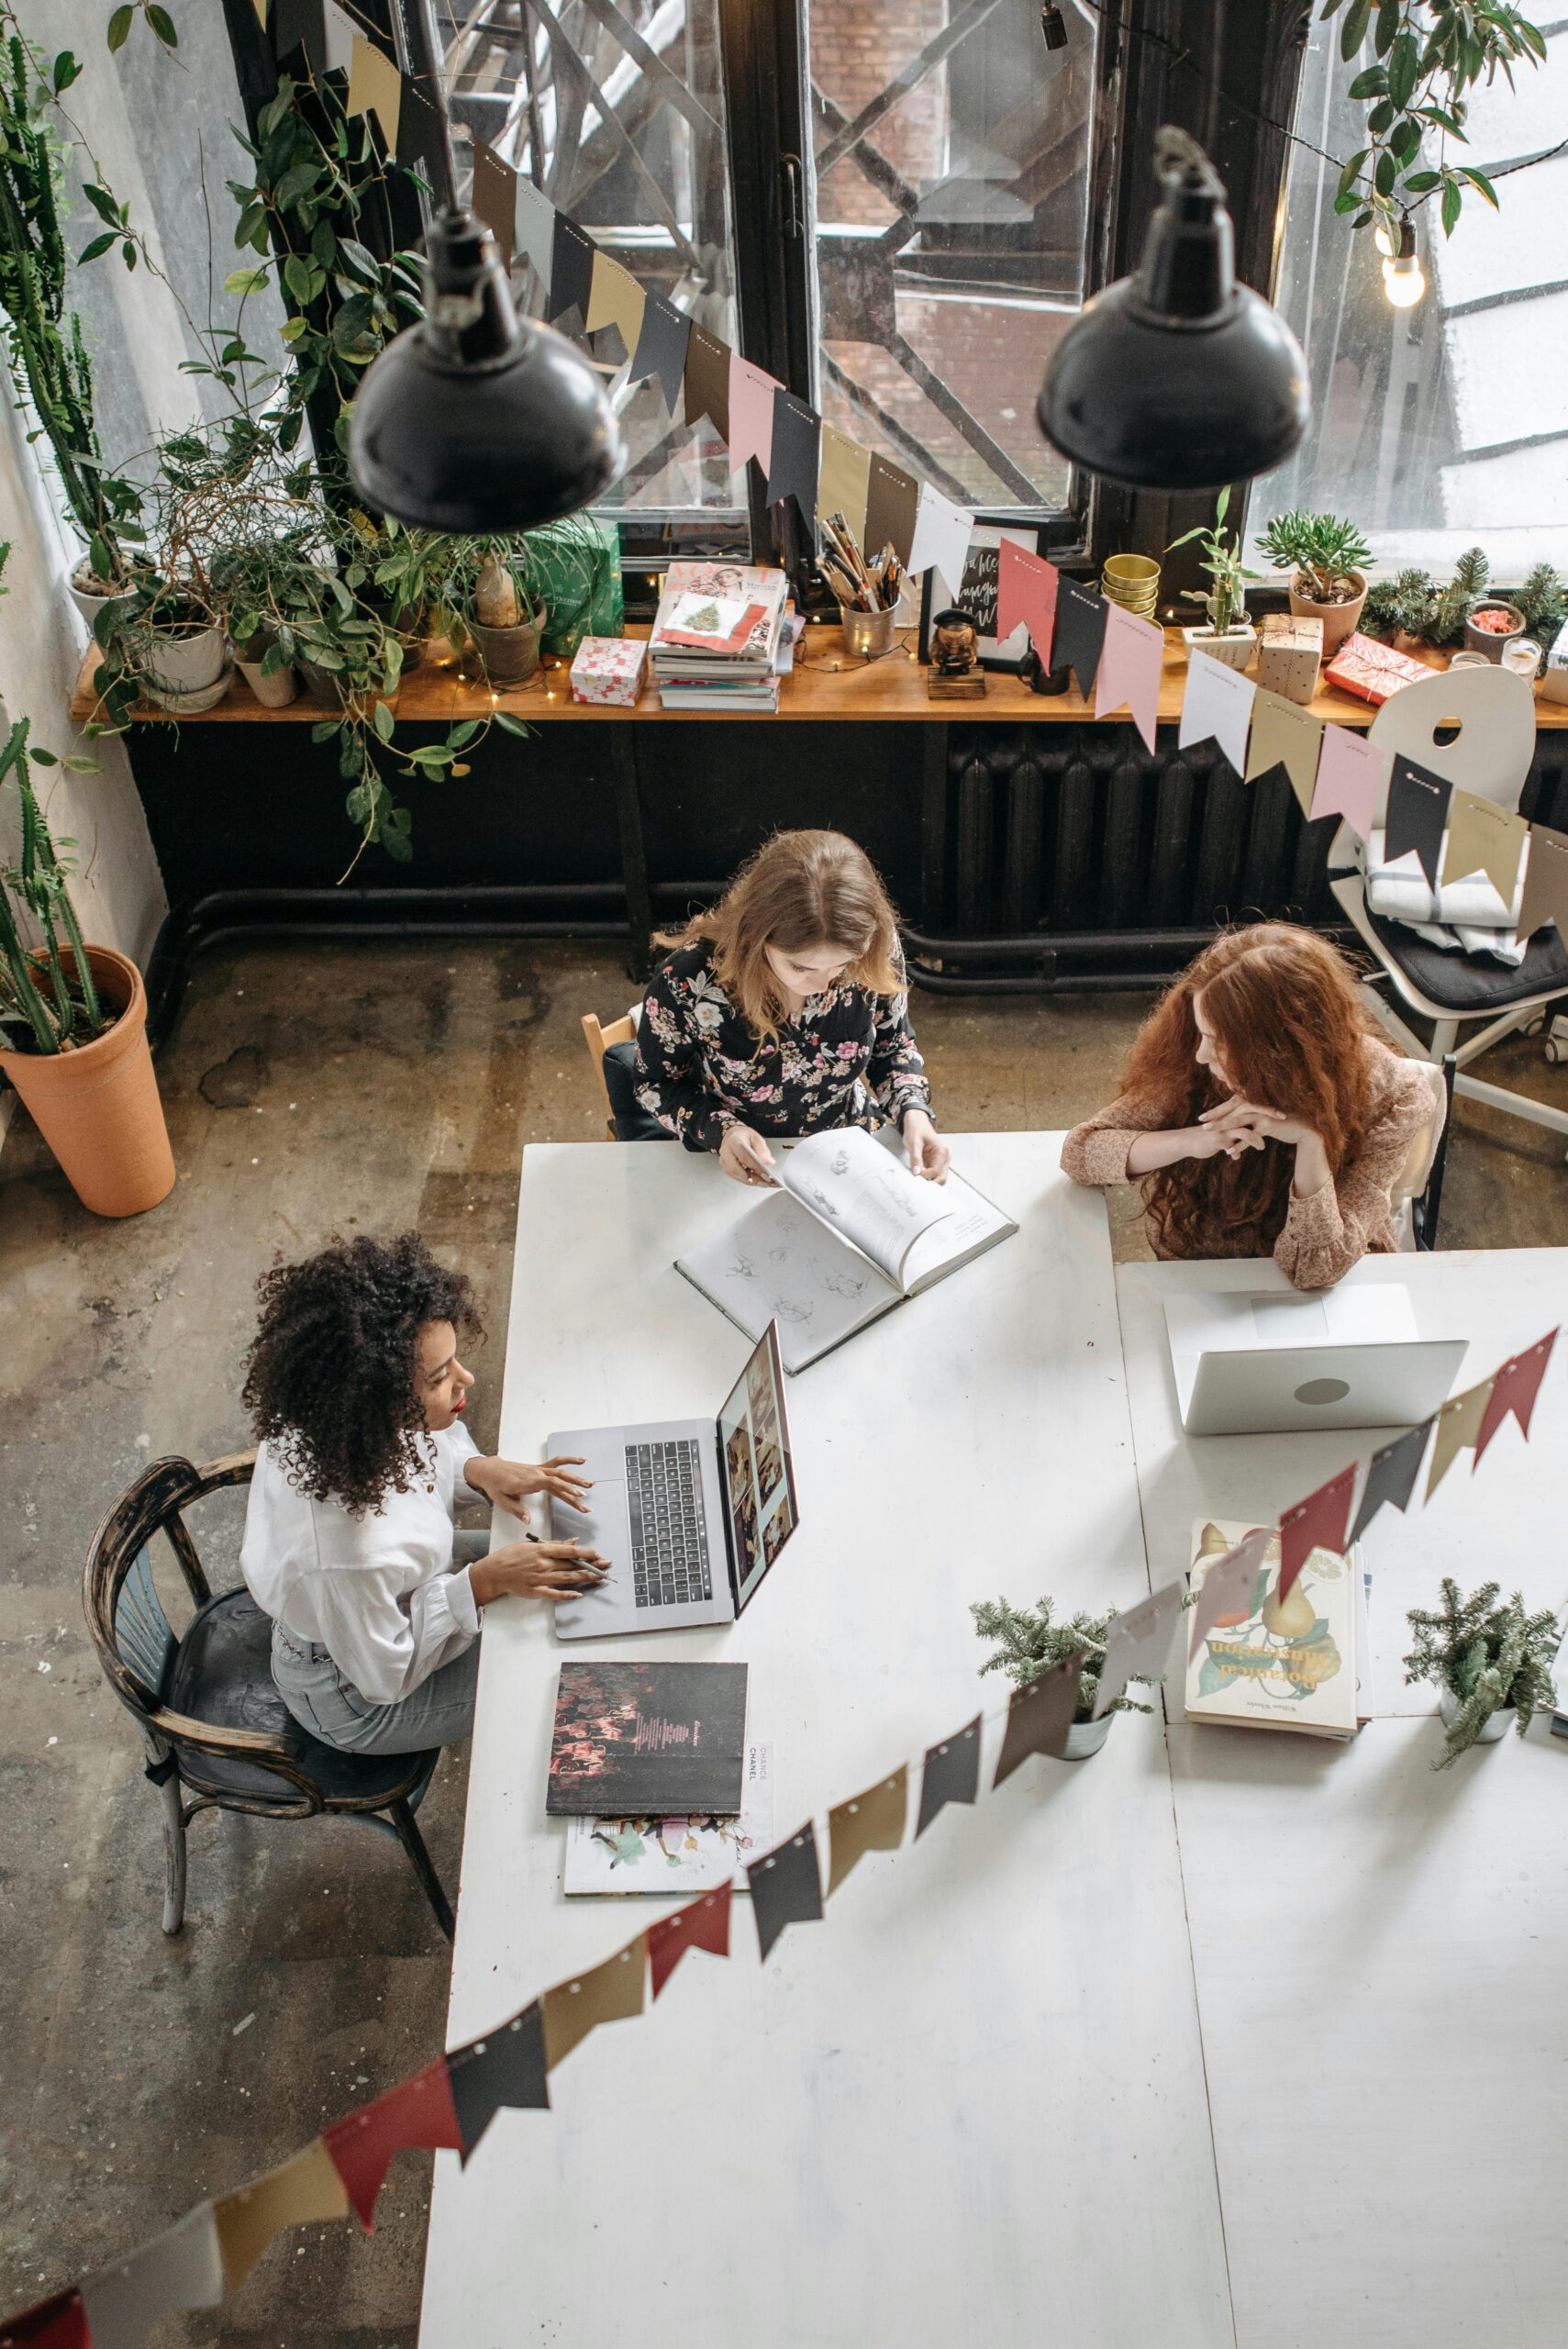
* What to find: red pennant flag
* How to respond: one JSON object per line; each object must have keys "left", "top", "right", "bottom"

{"left": 996, "top": 539, "right": 1058, "bottom": 664}
{"left": 647, "top": 1881, "right": 733, "bottom": 1998}
{"left": 1474, "top": 1328, "right": 1558, "bottom": 1464}
{"left": 323, "top": 2058, "right": 464, "bottom": 2232}
{"left": 0, "top": 2292, "right": 89, "bottom": 2348}
{"left": 1277, "top": 1464, "right": 1357, "bottom": 1600}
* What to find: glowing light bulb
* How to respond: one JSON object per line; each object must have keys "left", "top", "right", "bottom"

{"left": 1383, "top": 253, "right": 1425, "bottom": 307}
{"left": 1373, "top": 220, "right": 1396, "bottom": 260}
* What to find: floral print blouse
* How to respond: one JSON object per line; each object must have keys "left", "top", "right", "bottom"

{"left": 633, "top": 939, "right": 935, "bottom": 1152}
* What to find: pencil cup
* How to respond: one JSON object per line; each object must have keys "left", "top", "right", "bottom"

{"left": 838, "top": 603, "right": 898, "bottom": 661}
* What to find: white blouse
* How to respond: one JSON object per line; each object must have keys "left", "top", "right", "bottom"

{"left": 241, "top": 1420, "right": 484, "bottom": 1707}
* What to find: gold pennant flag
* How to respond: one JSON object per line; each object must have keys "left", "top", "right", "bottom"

{"left": 1518, "top": 821, "right": 1568, "bottom": 944}
{"left": 214, "top": 2139, "right": 350, "bottom": 2291}
{"left": 584, "top": 251, "right": 646, "bottom": 362}
{"left": 817, "top": 425, "right": 871, "bottom": 547}
{"left": 826, "top": 1764, "right": 908, "bottom": 1896}
{"left": 541, "top": 1937, "right": 646, "bottom": 2071}
{"left": 347, "top": 34, "right": 401, "bottom": 150}
{"left": 1244, "top": 687, "right": 1325, "bottom": 812}
{"left": 1426, "top": 1378, "right": 1494, "bottom": 1499}
{"left": 1441, "top": 787, "right": 1528, "bottom": 907}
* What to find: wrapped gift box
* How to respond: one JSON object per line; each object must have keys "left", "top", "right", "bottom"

{"left": 1256, "top": 613, "right": 1323, "bottom": 706}
{"left": 1324, "top": 630, "right": 1430, "bottom": 707}
{"left": 569, "top": 636, "right": 648, "bottom": 707}
{"left": 1540, "top": 619, "right": 1568, "bottom": 707}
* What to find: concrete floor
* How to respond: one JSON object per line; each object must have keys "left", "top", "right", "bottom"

{"left": 2, "top": 937, "right": 1565, "bottom": 2343}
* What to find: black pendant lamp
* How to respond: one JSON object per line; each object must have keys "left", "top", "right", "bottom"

{"left": 1037, "top": 128, "right": 1309, "bottom": 493}
{"left": 348, "top": 12, "right": 623, "bottom": 530}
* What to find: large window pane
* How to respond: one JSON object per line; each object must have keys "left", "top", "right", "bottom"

{"left": 1255, "top": 16, "right": 1568, "bottom": 576}
{"left": 804, "top": 0, "right": 1097, "bottom": 513}
{"left": 441, "top": 0, "right": 743, "bottom": 532}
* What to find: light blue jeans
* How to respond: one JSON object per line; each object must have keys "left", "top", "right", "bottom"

{"left": 269, "top": 1529, "right": 485, "bottom": 1756}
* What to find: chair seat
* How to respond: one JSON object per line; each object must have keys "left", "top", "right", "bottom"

{"left": 1362, "top": 903, "right": 1568, "bottom": 1013}
{"left": 603, "top": 1038, "right": 676, "bottom": 1142}
{"left": 167, "top": 1590, "right": 434, "bottom": 1807}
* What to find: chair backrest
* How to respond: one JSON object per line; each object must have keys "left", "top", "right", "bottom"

{"left": 581, "top": 1008, "right": 639, "bottom": 1141}
{"left": 1388, "top": 1059, "right": 1449, "bottom": 1208}
{"left": 1365, "top": 664, "right": 1537, "bottom": 825}
{"left": 83, "top": 1452, "right": 255, "bottom": 1719}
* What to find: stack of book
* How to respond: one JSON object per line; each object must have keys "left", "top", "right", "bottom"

{"left": 1184, "top": 1516, "right": 1373, "bottom": 1742}
{"left": 649, "top": 562, "right": 789, "bottom": 712}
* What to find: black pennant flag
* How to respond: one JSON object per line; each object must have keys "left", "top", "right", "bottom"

{"left": 1051, "top": 576, "right": 1108, "bottom": 697}
{"left": 766, "top": 391, "right": 821, "bottom": 526}
{"left": 1349, "top": 1417, "right": 1434, "bottom": 1543}
{"left": 628, "top": 293, "right": 691, "bottom": 411}
{"left": 747, "top": 1821, "right": 823, "bottom": 1963}
{"left": 548, "top": 215, "right": 595, "bottom": 332}
{"left": 471, "top": 138, "right": 517, "bottom": 270}
{"left": 1385, "top": 754, "right": 1451, "bottom": 889}
{"left": 447, "top": 2001, "right": 549, "bottom": 2163}
{"left": 272, "top": 0, "right": 327, "bottom": 71}
{"left": 994, "top": 1653, "right": 1082, "bottom": 1788}
{"left": 915, "top": 1713, "right": 982, "bottom": 1839}
{"left": 395, "top": 81, "right": 448, "bottom": 189}
{"left": 682, "top": 323, "right": 730, "bottom": 440}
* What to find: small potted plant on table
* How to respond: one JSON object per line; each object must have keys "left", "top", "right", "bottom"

{"left": 972, "top": 1591, "right": 1166, "bottom": 1757}
{"left": 450, "top": 539, "right": 547, "bottom": 685}
{"left": 1404, "top": 1579, "right": 1558, "bottom": 1768}
{"left": 1253, "top": 510, "right": 1373, "bottom": 653}
{"left": 1169, "top": 486, "right": 1257, "bottom": 672}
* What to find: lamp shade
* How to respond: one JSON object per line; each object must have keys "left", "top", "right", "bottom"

{"left": 349, "top": 212, "right": 624, "bottom": 531}
{"left": 1037, "top": 130, "right": 1308, "bottom": 493}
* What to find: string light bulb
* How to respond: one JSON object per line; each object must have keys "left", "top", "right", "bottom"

{"left": 1040, "top": 5, "right": 1068, "bottom": 49}
{"left": 1373, "top": 218, "right": 1397, "bottom": 260}
{"left": 1382, "top": 218, "right": 1425, "bottom": 309}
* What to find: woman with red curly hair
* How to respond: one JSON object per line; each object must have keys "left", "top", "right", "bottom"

{"left": 1062, "top": 924, "right": 1435, "bottom": 1290}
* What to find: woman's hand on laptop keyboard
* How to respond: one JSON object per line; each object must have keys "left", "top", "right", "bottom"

{"left": 471, "top": 1540, "right": 610, "bottom": 1608}
{"left": 464, "top": 1453, "right": 594, "bottom": 1520}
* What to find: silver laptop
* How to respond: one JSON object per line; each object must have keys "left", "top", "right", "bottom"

{"left": 1164, "top": 1286, "right": 1466, "bottom": 1436}
{"left": 548, "top": 1321, "right": 799, "bottom": 1639}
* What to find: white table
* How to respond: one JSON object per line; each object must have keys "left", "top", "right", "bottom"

{"left": 1118, "top": 1250, "right": 1568, "bottom": 2349}
{"left": 420, "top": 1134, "right": 1232, "bottom": 2349}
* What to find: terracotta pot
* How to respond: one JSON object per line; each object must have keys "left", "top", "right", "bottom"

{"left": 233, "top": 633, "right": 298, "bottom": 707}
{"left": 1288, "top": 569, "right": 1367, "bottom": 655}
{"left": 0, "top": 945, "right": 174, "bottom": 1217}
{"left": 464, "top": 599, "right": 546, "bottom": 685}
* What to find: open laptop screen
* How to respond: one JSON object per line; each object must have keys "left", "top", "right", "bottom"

{"left": 717, "top": 1320, "right": 798, "bottom": 1612}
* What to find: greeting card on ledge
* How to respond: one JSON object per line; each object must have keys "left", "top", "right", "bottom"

{"left": 547, "top": 1662, "right": 749, "bottom": 1816}
{"left": 1184, "top": 1519, "right": 1363, "bottom": 1741}
{"left": 564, "top": 1743, "right": 773, "bottom": 1894}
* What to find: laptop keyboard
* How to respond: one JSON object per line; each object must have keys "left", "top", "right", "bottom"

{"left": 625, "top": 1439, "right": 712, "bottom": 1607}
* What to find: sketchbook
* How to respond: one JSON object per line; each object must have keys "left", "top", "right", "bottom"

{"left": 562, "top": 1742, "right": 773, "bottom": 1895}
{"left": 676, "top": 1123, "right": 1017, "bottom": 1372}
{"left": 1184, "top": 1517, "right": 1366, "bottom": 1742}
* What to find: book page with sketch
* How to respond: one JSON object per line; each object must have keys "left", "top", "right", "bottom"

{"left": 676, "top": 1191, "right": 902, "bottom": 1372}
{"left": 780, "top": 1126, "right": 953, "bottom": 1287}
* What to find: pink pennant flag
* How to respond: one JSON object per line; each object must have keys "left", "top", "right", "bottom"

{"left": 1095, "top": 602, "right": 1164, "bottom": 753}
{"left": 728, "top": 354, "right": 780, "bottom": 478}
{"left": 1277, "top": 1464, "right": 1357, "bottom": 1601}
{"left": 1310, "top": 722, "right": 1388, "bottom": 837}
{"left": 996, "top": 539, "right": 1057, "bottom": 665}
{"left": 1473, "top": 1327, "right": 1558, "bottom": 1464}
{"left": 1188, "top": 1528, "right": 1271, "bottom": 1662}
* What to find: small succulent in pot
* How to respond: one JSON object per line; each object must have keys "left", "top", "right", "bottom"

{"left": 1403, "top": 1578, "right": 1558, "bottom": 1767}
{"left": 1254, "top": 510, "right": 1373, "bottom": 607}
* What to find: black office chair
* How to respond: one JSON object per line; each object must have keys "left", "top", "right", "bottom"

{"left": 83, "top": 1453, "right": 454, "bottom": 1941}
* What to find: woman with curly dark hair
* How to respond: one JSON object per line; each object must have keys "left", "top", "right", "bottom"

{"left": 1061, "top": 924, "right": 1434, "bottom": 1291}
{"left": 239, "top": 1232, "right": 606, "bottom": 1754}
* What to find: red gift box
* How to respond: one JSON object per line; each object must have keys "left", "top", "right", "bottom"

{"left": 1324, "top": 630, "right": 1430, "bottom": 707}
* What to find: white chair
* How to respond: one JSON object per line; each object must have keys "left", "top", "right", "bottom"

{"left": 1328, "top": 665, "right": 1568, "bottom": 1159}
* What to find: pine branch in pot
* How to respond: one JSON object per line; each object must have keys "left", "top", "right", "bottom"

{"left": 1403, "top": 1579, "right": 1558, "bottom": 1768}
{"left": 1253, "top": 509, "right": 1372, "bottom": 653}
{"left": 972, "top": 1592, "right": 1165, "bottom": 1758}
{"left": 1170, "top": 486, "right": 1258, "bottom": 673}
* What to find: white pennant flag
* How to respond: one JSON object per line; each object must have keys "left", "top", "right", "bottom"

{"left": 81, "top": 2205, "right": 225, "bottom": 2349}
{"left": 907, "top": 484, "right": 973, "bottom": 603}
{"left": 515, "top": 176, "right": 555, "bottom": 297}
{"left": 1178, "top": 648, "right": 1256, "bottom": 774}
{"left": 1092, "top": 1577, "right": 1185, "bottom": 1719}
{"left": 1188, "top": 1529, "right": 1272, "bottom": 1664}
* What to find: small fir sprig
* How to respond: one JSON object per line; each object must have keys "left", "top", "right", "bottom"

{"left": 972, "top": 1592, "right": 1162, "bottom": 1721}
{"left": 1404, "top": 1577, "right": 1558, "bottom": 1767}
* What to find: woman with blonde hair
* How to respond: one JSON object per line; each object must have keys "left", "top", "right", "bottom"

{"left": 634, "top": 829, "right": 948, "bottom": 1186}
{"left": 1062, "top": 922, "right": 1434, "bottom": 1290}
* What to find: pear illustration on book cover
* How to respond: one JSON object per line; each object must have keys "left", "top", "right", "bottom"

{"left": 1184, "top": 1518, "right": 1361, "bottom": 1740}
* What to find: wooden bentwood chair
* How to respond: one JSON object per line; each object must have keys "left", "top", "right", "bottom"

{"left": 581, "top": 1006, "right": 675, "bottom": 1142}
{"left": 83, "top": 1453, "right": 454, "bottom": 1941}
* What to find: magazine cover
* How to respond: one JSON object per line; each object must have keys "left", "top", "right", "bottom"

{"left": 563, "top": 1742, "right": 773, "bottom": 1895}
{"left": 546, "top": 1660, "right": 749, "bottom": 1815}
{"left": 1184, "top": 1517, "right": 1360, "bottom": 1739}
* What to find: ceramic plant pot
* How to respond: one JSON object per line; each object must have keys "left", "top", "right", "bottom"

{"left": 232, "top": 625, "right": 297, "bottom": 707}
{"left": 142, "top": 618, "right": 228, "bottom": 708}
{"left": 1439, "top": 1687, "right": 1513, "bottom": 1744}
{"left": 1182, "top": 621, "right": 1256, "bottom": 673}
{"left": 1062, "top": 1711, "right": 1115, "bottom": 1760}
{"left": 1288, "top": 569, "right": 1367, "bottom": 655}
{"left": 464, "top": 598, "right": 546, "bottom": 685}
{"left": 0, "top": 946, "right": 174, "bottom": 1217}
{"left": 1463, "top": 601, "right": 1526, "bottom": 662}
{"left": 69, "top": 561, "right": 143, "bottom": 629}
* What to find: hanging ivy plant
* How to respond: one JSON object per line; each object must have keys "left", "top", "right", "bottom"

{"left": 1320, "top": 0, "right": 1549, "bottom": 243}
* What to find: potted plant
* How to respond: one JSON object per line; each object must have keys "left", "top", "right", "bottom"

{"left": 1253, "top": 510, "right": 1373, "bottom": 653}
{"left": 0, "top": 711, "right": 174, "bottom": 1217}
{"left": 210, "top": 532, "right": 327, "bottom": 707}
{"left": 1364, "top": 548, "right": 1491, "bottom": 651}
{"left": 450, "top": 538, "right": 547, "bottom": 684}
{"left": 1169, "top": 486, "right": 1258, "bottom": 672}
{"left": 1403, "top": 1579, "right": 1558, "bottom": 1769}
{"left": 1463, "top": 597, "right": 1527, "bottom": 662}
{"left": 344, "top": 518, "right": 459, "bottom": 675}
{"left": 972, "top": 1592, "right": 1165, "bottom": 1758}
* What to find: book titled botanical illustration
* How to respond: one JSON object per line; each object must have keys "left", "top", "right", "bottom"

{"left": 546, "top": 1661, "right": 749, "bottom": 1816}
{"left": 1184, "top": 1518, "right": 1362, "bottom": 1741}
{"left": 563, "top": 1742, "right": 773, "bottom": 1895}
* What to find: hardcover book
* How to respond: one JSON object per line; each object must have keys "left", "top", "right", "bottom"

{"left": 546, "top": 1661, "right": 749, "bottom": 1816}
{"left": 1184, "top": 1517, "right": 1365, "bottom": 1742}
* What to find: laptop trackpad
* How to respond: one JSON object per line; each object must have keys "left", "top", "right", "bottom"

{"left": 1251, "top": 1297, "right": 1329, "bottom": 1345}
{"left": 551, "top": 1486, "right": 636, "bottom": 1632}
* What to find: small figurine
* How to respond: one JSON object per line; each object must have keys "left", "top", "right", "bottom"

{"left": 927, "top": 607, "right": 985, "bottom": 699}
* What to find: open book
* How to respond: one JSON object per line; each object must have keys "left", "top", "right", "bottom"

{"left": 676, "top": 1125, "right": 1017, "bottom": 1372}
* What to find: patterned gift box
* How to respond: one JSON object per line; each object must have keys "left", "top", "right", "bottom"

{"left": 1323, "top": 629, "right": 1430, "bottom": 707}
{"left": 569, "top": 637, "right": 648, "bottom": 707}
